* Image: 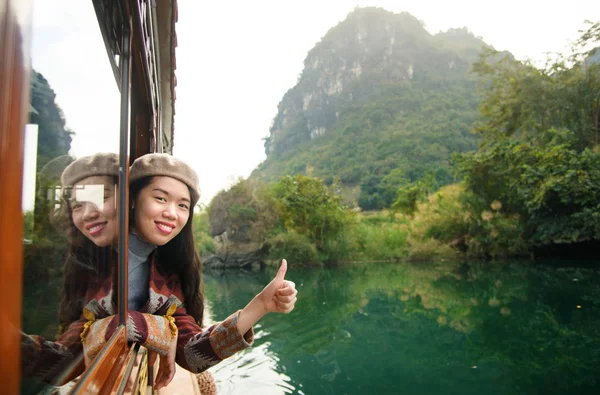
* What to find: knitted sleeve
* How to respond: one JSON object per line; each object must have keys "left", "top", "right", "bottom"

{"left": 81, "top": 310, "right": 174, "bottom": 363}
{"left": 174, "top": 306, "right": 254, "bottom": 373}
{"left": 21, "top": 318, "right": 86, "bottom": 384}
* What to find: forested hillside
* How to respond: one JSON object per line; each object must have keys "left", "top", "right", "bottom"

{"left": 252, "top": 7, "right": 494, "bottom": 209}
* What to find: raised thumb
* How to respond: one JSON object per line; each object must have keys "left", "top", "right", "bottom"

{"left": 275, "top": 259, "right": 287, "bottom": 282}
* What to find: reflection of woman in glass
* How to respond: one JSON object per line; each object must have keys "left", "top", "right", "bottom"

{"left": 67, "top": 169, "right": 118, "bottom": 247}
{"left": 122, "top": 153, "right": 298, "bottom": 389}
{"left": 22, "top": 152, "right": 120, "bottom": 384}
{"left": 57, "top": 153, "right": 120, "bottom": 330}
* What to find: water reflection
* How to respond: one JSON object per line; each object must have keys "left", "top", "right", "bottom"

{"left": 204, "top": 261, "right": 600, "bottom": 395}
{"left": 211, "top": 341, "right": 297, "bottom": 395}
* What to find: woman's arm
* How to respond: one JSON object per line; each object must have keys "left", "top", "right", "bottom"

{"left": 173, "top": 259, "right": 298, "bottom": 373}
{"left": 21, "top": 318, "right": 87, "bottom": 384}
{"left": 172, "top": 306, "right": 253, "bottom": 373}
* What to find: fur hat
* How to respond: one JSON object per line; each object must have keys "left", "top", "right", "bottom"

{"left": 61, "top": 153, "right": 119, "bottom": 187}
{"left": 129, "top": 153, "right": 200, "bottom": 205}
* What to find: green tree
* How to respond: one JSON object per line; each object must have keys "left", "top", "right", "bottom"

{"left": 455, "top": 22, "right": 600, "bottom": 249}
{"left": 192, "top": 208, "right": 214, "bottom": 254}
{"left": 391, "top": 183, "right": 423, "bottom": 217}
{"left": 457, "top": 129, "right": 600, "bottom": 245}
{"left": 207, "top": 178, "right": 278, "bottom": 243}
{"left": 471, "top": 23, "right": 600, "bottom": 151}
{"left": 272, "top": 175, "right": 352, "bottom": 261}
{"left": 23, "top": 210, "right": 34, "bottom": 240}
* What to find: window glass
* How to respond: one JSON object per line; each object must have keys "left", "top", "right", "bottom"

{"left": 21, "top": 0, "right": 120, "bottom": 392}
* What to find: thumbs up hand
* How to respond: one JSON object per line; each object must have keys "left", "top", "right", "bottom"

{"left": 237, "top": 259, "right": 298, "bottom": 335}
{"left": 259, "top": 259, "right": 298, "bottom": 314}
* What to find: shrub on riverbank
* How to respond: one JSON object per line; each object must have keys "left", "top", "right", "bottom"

{"left": 266, "top": 230, "right": 320, "bottom": 266}
{"left": 344, "top": 212, "right": 410, "bottom": 262}
{"left": 269, "top": 175, "right": 354, "bottom": 264}
{"left": 193, "top": 210, "right": 215, "bottom": 254}
{"left": 408, "top": 184, "right": 527, "bottom": 260}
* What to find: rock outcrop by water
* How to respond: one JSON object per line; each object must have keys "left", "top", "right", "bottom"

{"left": 204, "top": 178, "right": 277, "bottom": 269}
{"left": 202, "top": 231, "right": 267, "bottom": 270}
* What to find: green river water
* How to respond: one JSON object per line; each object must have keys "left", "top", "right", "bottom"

{"left": 203, "top": 260, "right": 600, "bottom": 395}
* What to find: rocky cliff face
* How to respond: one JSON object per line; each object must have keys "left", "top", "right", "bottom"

{"left": 263, "top": 8, "right": 486, "bottom": 159}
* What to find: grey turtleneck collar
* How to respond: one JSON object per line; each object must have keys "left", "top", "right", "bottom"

{"left": 129, "top": 230, "right": 156, "bottom": 266}
{"left": 128, "top": 230, "right": 156, "bottom": 310}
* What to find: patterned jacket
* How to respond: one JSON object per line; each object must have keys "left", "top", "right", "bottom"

{"left": 22, "top": 253, "right": 254, "bottom": 383}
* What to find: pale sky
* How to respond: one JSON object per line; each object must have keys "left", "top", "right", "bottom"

{"left": 29, "top": 0, "right": 598, "bottom": 206}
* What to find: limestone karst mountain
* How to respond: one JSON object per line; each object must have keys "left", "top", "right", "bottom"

{"left": 252, "top": 7, "right": 497, "bottom": 209}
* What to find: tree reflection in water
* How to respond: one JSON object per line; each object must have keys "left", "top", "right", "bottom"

{"left": 204, "top": 261, "right": 600, "bottom": 395}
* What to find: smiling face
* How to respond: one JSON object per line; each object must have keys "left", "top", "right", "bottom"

{"left": 133, "top": 176, "right": 191, "bottom": 246}
{"left": 70, "top": 176, "right": 118, "bottom": 247}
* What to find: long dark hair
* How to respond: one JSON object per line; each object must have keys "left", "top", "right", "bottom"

{"left": 55, "top": 179, "right": 117, "bottom": 333}
{"left": 130, "top": 177, "right": 204, "bottom": 326}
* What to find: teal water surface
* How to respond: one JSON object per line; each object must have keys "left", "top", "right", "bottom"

{"left": 203, "top": 261, "right": 600, "bottom": 395}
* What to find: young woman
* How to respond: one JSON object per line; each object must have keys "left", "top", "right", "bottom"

{"left": 125, "top": 153, "right": 298, "bottom": 389}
